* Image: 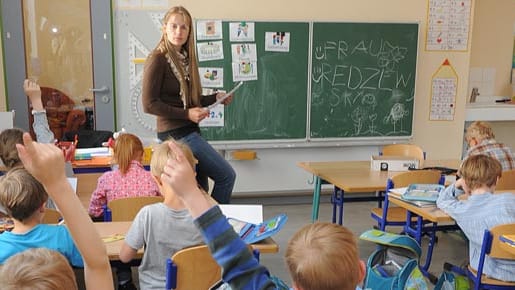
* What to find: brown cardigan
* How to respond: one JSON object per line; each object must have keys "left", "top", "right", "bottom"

{"left": 142, "top": 51, "right": 216, "bottom": 134}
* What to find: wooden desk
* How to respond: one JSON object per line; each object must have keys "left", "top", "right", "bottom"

{"left": 95, "top": 221, "right": 279, "bottom": 262}
{"left": 499, "top": 234, "right": 515, "bottom": 255}
{"left": 387, "top": 188, "right": 514, "bottom": 279}
{"left": 297, "top": 159, "right": 461, "bottom": 223}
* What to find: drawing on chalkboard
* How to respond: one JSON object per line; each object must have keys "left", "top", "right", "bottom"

{"left": 351, "top": 93, "right": 378, "bottom": 135}
{"left": 384, "top": 103, "right": 409, "bottom": 133}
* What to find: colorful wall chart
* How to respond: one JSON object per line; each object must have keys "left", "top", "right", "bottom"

{"left": 430, "top": 59, "right": 458, "bottom": 121}
{"left": 426, "top": 0, "right": 471, "bottom": 51}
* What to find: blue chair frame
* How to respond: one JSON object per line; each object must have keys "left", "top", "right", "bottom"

{"left": 445, "top": 225, "right": 515, "bottom": 290}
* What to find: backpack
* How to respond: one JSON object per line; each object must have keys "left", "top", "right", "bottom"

{"left": 360, "top": 229, "right": 430, "bottom": 290}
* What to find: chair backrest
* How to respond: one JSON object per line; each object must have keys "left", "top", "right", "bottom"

{"left": 496, "top": 169, "right": 515, "bottom": 191}
{"left": 168, "top": 245, "right": 222, "bottom": 290}
{"left": 488, "top": 223, "right": 515, "bottom": 259}
{"left": 42, "top": 208, "right": 62, "bottom": 224}
{"left": 381, "top": 144, "right": 425, "bottom": 167}
{"left": 390, "top": 170, "right": 443, "bottom": 188}
{"left": 107, "top": 196, "right": 164, "bottom": 221}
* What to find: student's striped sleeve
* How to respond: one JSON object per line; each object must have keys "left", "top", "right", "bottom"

{"left": 194, "top": 206, "right": 277, "bottom": 290}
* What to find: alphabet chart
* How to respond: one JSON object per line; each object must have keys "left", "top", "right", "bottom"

{"left": 430, "top": 59, "right": 458, "bottom": 121}
{"left": 426, "top": 0, "right": 471, "bottom": 51}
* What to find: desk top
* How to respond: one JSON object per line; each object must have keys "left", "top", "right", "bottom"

{"left": 95, "top": 221, "right": 279, "bottom": 261}
{"left": 499, "top": 234, "right": 515, "bottom": 255}
{"left": 387, "top": 195, "right": 454, "bottom": 223}
{"left": 297, "top": 159, "right": 461, "bottom": 193}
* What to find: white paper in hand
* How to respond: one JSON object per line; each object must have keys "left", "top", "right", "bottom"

{"left": 205, "top": 81, "right": 243, "bottom": 110}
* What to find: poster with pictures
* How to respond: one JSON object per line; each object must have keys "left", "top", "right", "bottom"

{"left": 265, "top": 32, "right": 290, "bottom": 52}
{"left": 199, "top": 67, "right": 224, "bottom": 88}
{"left": 231, "top": 43, "right": 257, "bottom": 62}
{"left": 232, "top": 61, "right": 257, "bottom": 82}
{"left": 199, "top": 105, "right": 224, "bottom": 127}
{"left": 197, "top": 41, "right": 224, "bottom": 61}
{"left": 229, "top": 22, "right": 255, "bottom": 42}
{"left": 196, "top": 20, "right": 223, "bottom": 40}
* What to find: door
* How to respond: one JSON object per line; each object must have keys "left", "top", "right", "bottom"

{"left": 1, "top": 0, "right": 115, "bottom": 139}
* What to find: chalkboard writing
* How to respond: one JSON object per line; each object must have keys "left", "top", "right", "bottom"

{"left": 200, "top": 21, "right": 309, "bottom": 141}
{"left": 310, "top": 22, "right": 419, "bottom": 139}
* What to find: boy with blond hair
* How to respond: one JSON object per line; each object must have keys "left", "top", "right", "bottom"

{"left": 437, "top": 154, "right": 515, "bottom": 281}
{"left": 0, "top": 167, "right": 83, "bottom": 267}
{"left": 464, "top": 121, "right": 515, "bottom": 171}
{"left": 119, "top": 139, "right": 214, "bottom": 289}
{"left": 159, "top": 141, "right": 366, "bottom": 290}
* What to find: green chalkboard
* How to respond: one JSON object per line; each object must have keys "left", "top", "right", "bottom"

{"left": 199, "top": 21, "right": 309, "bottom": 141}
{"left": 310, "top": 22, "right": 419, "bottom": 139}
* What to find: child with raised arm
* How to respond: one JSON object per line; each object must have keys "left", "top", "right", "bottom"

{"left": 119, "top": 139, "right": 213, "bottom": 289}
{"left": 436, "top": 154, "right": 515, "bottom": 281}
{"left": 160, "top": 141, "right": 366, "bottom": 290}
{"left": 0, "top": 167, "right": 83, "bottom": 267}
{"left": 4, "top": 133, "right": 114, "bottom": 289}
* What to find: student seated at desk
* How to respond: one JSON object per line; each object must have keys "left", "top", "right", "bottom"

{"left": 88, "top": 133, "right": 160, "bottom": 220}
{"left": 464, "top": 121, "right": 515, "bottom": 171}
{"left": 119, "top": 139, "right": 215, "bottom": 290}
{"left": 436, "top": 155, "right": 515, "bottom": 282}
{"left": 160, "top": 141, "right": 367, "bottom": 290}
{"left": 0, "top": 133, "right": 113, "bottom": 290}
{"left": 0, "top": 167, "right": 83, "bottom": 268}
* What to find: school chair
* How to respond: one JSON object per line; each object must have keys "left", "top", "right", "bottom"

{"left": 106, "top": 196, "right": 164, "bottom": 221}
{"left": 370, "top": 170, "right": 443, "bottom": 231}
{"left": 496, "top": 169, "right": 515, "bottom": 191}
{"left": 445, "top": 223, "right": 515, "bottom": 290}
{"left": 164, "top": 244, "right": 260, "bottom": 290}
{"left": 42, "top": 208, "right": 62, "bottom": 224}
{"left": 381, "top": 144, "right": 425, "bottom": 167}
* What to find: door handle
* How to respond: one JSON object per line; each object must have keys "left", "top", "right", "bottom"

{"left": 89, "top": 86, "right": 109, "bottom": 93}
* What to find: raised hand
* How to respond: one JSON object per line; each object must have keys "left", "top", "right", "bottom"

{"left": 23, "top": 79, "right": 44, "bottom": 111}
{"left": 15, "top": 132, "right": 65, "bottom": 189}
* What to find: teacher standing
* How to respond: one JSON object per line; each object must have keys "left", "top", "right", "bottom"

{"left": 142, "top": 6, "right": 235, "bottom": 204}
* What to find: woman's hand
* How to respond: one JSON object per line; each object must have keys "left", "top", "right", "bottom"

{"left": 216, "top": 92, "right": 233, "bottom": 105}
{"left": 188, "top": 107, "right": 209, "bottom": 123}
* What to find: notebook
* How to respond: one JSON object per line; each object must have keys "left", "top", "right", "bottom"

{"left": 389, "top": 187, "right": 438, "bottom": 208}
{"left": 402, "top": 184, "right": 445, "bottom": 203}
{"left": 228, "top": 213, "right": 287, "bottom": 244}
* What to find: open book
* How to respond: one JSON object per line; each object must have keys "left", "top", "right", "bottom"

{"left": 389, "top": 186, "right": 440, "bottom": 208}
{"left": 228, "top": 213, "right": 287, "bottom": 244}
{"left": 402, "top": 184, "right": 444, "bottom": 203}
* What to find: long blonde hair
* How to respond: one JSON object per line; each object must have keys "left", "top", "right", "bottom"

{"left": 156, "top": 6, "right": 202, "bottom": 107}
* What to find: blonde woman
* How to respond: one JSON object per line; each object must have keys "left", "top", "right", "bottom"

{"left": 142, "top": 6, "right": 236, "bottom": 204}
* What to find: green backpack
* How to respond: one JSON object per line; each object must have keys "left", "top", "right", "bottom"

{"left": 360, "top": 229, "right": 431, "bottom": 290}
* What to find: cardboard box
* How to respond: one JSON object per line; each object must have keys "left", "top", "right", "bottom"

{"left": 370, "top": 155, "right": 420, "bottom": 171}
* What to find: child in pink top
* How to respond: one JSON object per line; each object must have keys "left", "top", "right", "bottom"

{"left": 88, "top": 133, "right": 160, "bottom": 218}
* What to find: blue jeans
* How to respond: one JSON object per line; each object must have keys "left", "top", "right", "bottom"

{"left": 180, "top": 132, "right": 236, "bottom": 204}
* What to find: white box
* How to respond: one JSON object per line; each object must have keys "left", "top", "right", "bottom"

{"left": 370, "top": 155, "right": 420, "bottom": 171}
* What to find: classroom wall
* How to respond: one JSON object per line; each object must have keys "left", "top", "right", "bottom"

{"left": 468, "top": 0, "right": 515, "bottom": 150}
{"left": 0, "top": 36, "right": 5, "bottom": 111}
{"left": 166, "top": 0, "right": 474, "bottom": 194}
{"left": 3, "top": 0, "right": 503, "bottom": 195}
{"left": 469, "top": 0, "right": 515, "bottom": 97}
